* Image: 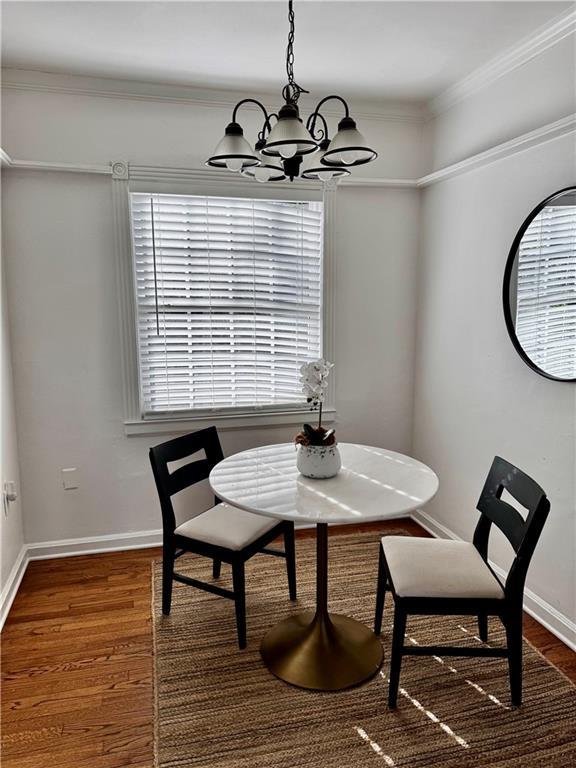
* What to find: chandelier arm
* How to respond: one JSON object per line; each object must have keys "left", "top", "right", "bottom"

{"left": 259, "top": 112, "right": 279, "bottom": 142}
{"left": 306, "top": 111, "right": 328, "bottom": 142}
{"left": 307, "top": 95, "right": 350, "bottom": 139}
{"left": 231, "top": 98, "right": 275, "bottom": 137}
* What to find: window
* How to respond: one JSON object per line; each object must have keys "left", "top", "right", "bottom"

{"left": 515, "top": 202, "right": 576, "bottom": 379}
{"left": 130, "top": 193, "right": 324, "bottom": 416}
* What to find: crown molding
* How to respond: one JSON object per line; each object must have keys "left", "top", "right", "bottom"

{"left": 0, "top": 153, "right": 415, "bottom": 188}
{"left": 129, "top": 165, "right": 418, "bottom": 190}
{"left": 0, "top": 148, "right": 13, "bottom": 167}
{"left": 339, "top": 177, "right": 418, "bottom": 189}
{"left": 1, "top": 68, "right": 425, "bottom": 125}
{"left": 128, "top": 164, "right": 322, "bottom": 192}
{"left": 3, "top": 114, "right": 573, "bottom": 188}
{"left": 418, "top": 113, "right": 576, "bottom": 187}
{"left": 2, "top": 158, "right": 112, "bottom": 175}
{"left": 431, "top": 8, "right": 576, "bottom": 116}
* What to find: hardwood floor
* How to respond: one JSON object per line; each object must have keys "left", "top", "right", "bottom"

{"left": 1, "top": 520, "right": 574, "bottom": 768}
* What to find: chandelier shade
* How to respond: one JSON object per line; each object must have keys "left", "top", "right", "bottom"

{"left": 300, "top": 140, "right": 350, "bottom": 181}
{"left": 205, "top": 1, "right": 378, "bottom": 183}
{"left": 321, "top": 117, "right": 378, "bottom": 167}
{"left": 242, "top": 154, "right": 287, "bottom": 182}
{"left": 206, "top": 122, "right": 260, "bottom": 170}
{"left": 261, "top": 104, "right": 319, "bottom": 159}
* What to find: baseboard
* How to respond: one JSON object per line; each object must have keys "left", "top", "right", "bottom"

{"left": 1, "top": 530, "right": 165, "bottom": 629}
{"left": 4, "top": 517, "right": 576, "bottom": 653}
{"left": 0, "top": 545, "right": 29, "bottom": 631}
{"left": 26, "top": 528, "right": 164, "bottom": 560}
{"left": 411, "top": 509, "right": 576, "bottom": 653}
{"left": 2, "top": 524, "right": 313, "bottom": 625}
{"left": 23, "top": 525, "right": 321, "bottom": 560}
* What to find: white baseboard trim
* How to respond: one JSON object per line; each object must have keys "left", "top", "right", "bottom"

{"left": 412, "top": 509, "right": 576, "bottom": 653}
{"left": 0, "top": 530, "right": 165, "bottom": 629}
{"left": 4, "top": 516, "right": 575, "bottom": 654}
{"left": 26, "top": 529, "right": 164, "bottom": 560}
{"left": 0, "top": 545, "right": 29, "bottom": 631}
{"left": 24, "top": 525, "right": 319, "bottom": 561}
{"left": 2, "top": 523, "right": 315, "bottom": 627}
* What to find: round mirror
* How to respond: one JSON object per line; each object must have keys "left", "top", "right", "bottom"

{"left": 504, "top": 187, "right": 576, "bottom": 382}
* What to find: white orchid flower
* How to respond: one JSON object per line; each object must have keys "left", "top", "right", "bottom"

{"left": 299, "top": 358, "right": 334, "bottom": 417}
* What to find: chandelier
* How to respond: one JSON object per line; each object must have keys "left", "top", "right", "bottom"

{"left": 206, "top": 0, "right": 377, "bottom": 183}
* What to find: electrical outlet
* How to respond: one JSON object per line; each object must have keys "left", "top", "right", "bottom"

{"left": 62, "top": 467, "right": 79, "bottom": 490}
{"left": 4, "top": 481, "right": 17, "bottom": 502}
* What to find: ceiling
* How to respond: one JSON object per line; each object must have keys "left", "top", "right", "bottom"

{"left": 1, "top": 1, "right": 571, "bottom": 102}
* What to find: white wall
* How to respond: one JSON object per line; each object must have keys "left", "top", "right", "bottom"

{"left": 335, "top": 186, "right": 419, "bottom": 447}
{"left": 1, "top": 69, "right": 427, "bottom": 179}
{"left": 1, "top": 245, "right": 25, "bottom": 591}
{"left": 3, "top": 51, "right": 575, "bottom": 646}
{"left": 414, "top": 46, "right": 576, "bottom": 640}
{"left": 429, "top": 36, "right": 576, "bottom": 168}
{"left": 1, "top": 73, "right": 422, "bottom": 545}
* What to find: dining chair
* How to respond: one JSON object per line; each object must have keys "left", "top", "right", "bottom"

{"left": 149, "top": 426, "right": 297, "bottom": 649}
{"left": 374, "top": 455, "right": 550, "bottom": 708}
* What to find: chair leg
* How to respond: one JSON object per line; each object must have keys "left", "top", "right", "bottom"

{"left": 374, "top": 545, "right": 387, "bottom": 635}
{"left": 212, "top": 559, "right": 221, "bottom": 579}
{"left": 478, "top": 614, "right": 488, "bottom": 642}
{"left": 284, "top": 523, "right": 297, "bottom": 601}
{"left": 388, "top": 604, "right": 407, "bottom": 709}
{"left": 162, "top": 541, "right": 175, "bottom": 616}
{"left": 232, "top": 560, "right": 247, "bottom": 650}
{"left": 506, "top": 612, "right": 523, "bottom": 707}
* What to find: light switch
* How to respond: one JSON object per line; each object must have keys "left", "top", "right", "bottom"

{"left": 62, "top": 467, "right": 79, "bottom": 490}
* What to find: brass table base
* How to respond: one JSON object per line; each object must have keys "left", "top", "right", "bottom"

{"left": 260, "top": 609, "right": 383, "bottom": 690}
{"left": 260, "top": 522, "right": 383, "bottom": 691}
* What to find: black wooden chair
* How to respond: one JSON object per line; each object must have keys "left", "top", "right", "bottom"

{"left": 374, "top": 456, "right": 550, "bottom": 708}
{"left": 149, "top": 427, "right": 297, "bottom": 649}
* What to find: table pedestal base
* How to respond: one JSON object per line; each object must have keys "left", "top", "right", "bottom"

{"left": 260, "top": 609, "right": 383, "bottom": 690}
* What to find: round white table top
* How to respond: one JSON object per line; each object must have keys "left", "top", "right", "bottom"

{"left": 209, "top": 443, "right": 439, "bottom": 525}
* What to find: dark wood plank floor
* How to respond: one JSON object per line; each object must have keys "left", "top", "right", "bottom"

{"left": 1, "top": 520, "right": 574, "bottom": 768}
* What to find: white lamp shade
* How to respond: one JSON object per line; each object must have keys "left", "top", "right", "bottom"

{"left": 262, "top": 115, "right": 318, "bottom": 158}
{"left": 206, "top": 129, "right": 259, "bottom": 169}
{"left": 300, "top": 147, "right": 350, "bottom": 181}
{"left": 242, "top": 155, "right": 286, "bottom": 182}
{"left": 321, "top": 119, "right": 377, "bottom": 167}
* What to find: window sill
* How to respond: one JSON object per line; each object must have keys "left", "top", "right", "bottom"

{"left": 124, "top": 408, "right": 337, "bottom": 437}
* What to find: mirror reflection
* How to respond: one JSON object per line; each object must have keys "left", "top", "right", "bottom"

{"left": 505, "top": 188, "right": 576, "bottom": 381}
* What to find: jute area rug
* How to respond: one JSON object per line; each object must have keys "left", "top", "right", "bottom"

{"left": 153, "top": 529, "right": 576, "bottom": 768}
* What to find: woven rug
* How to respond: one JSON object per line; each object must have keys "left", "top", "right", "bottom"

{"left": 153, "top": 529, "right": 576, "bottom": 768}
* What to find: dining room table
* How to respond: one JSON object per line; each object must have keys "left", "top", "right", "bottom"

{"left": 209, "top": 442, "right": 439, "bottom": 691}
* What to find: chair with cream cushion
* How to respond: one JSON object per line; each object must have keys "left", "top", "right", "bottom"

{"left": 150, "top": 427, "right": 296, "bottom": 649}
{"left": 374, "top": 456, "right": 550, "bottom": 708}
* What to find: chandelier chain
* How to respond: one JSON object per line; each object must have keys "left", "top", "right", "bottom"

{"left": 207, "top": 0, "right": 377, "bottom": 180}
{"left": 283, "top": 0, "right": 308, "bottom": 105}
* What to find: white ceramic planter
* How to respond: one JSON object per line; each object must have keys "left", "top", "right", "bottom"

{"left": 297, "top": 444, "right": 341, "bottom": 479}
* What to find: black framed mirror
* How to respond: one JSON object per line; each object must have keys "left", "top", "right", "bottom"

{"left": 503, "top": 187, "right": 576, "bottom": 382}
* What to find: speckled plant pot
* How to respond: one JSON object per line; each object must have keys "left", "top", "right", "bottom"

{"left": 297, "top": 444, "right": 341, "bottom": 479}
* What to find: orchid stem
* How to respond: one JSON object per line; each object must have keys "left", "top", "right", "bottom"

{"left": 318, "top": 402, "right": 323, "bottom": 431}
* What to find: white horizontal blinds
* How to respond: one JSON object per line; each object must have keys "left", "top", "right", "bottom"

{"left": 515, "top": 203, "right": 576, "bottom": 378}
{"left": 131, "top": 193, "right": 323, "bottom": 414}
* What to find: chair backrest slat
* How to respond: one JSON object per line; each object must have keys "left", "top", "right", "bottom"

{"left": 168, "top": 459, "right": 213, "bottom": 496}
{"left": 478, "top": 497, "right": 527, "bottom": 552}
{"left": 149, "top": 426, "right": 224, "bottom": 535}
{"left": 473, "top": 456, "right": 550, "bottom": 601}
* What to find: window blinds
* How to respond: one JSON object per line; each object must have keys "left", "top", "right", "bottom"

{"left": 515, "top": 203, "right": 576, "bottom": 378}
{"left": 130, "top": 193, "right": 323, "bottom": 414}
